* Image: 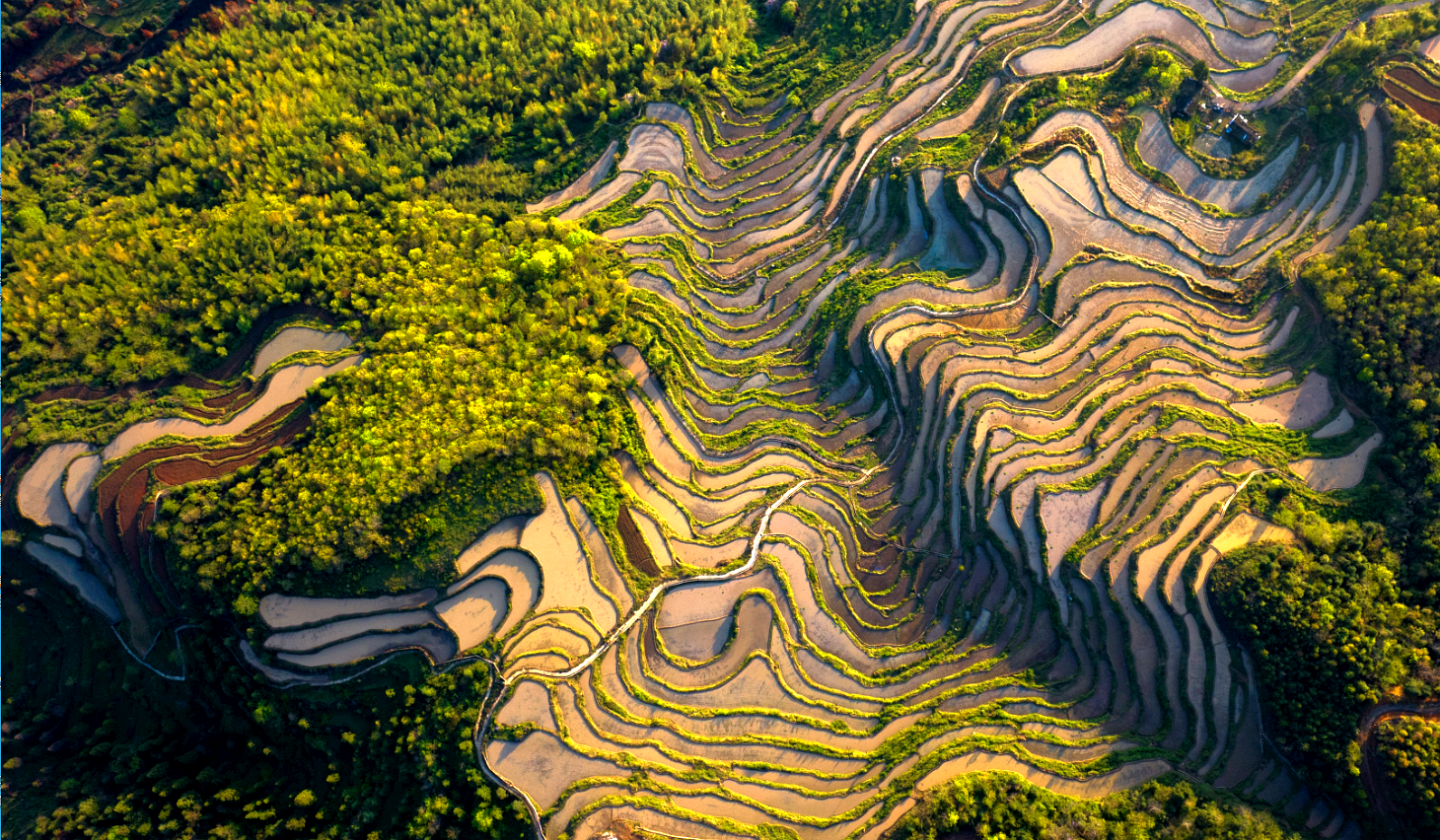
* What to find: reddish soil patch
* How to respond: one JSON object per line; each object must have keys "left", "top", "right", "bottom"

{"left": 152, "top": 450, "right": 257, "bottom": 485}
{"left": 7, "top": 300, "right": 330, "bottom": 630}
{"left": 1388, "top": 66, "right": 1440, "bottom": 101}
{"left": 234, "top": 399, "right": 306, "bottom": 443}
{"left": 137, "top": 498, "right": 178, "bottom": 601}
{"left": 144, "top": 408, "right": 310, "bottom": 600}
{"left": 116, "top": 468, "right": 152, "bottom": 568}
{"left": 90, "top": 397, "right": 312, "bottom": 622}
{"left": 617, "top": 507, "right": 661, "bottom": 576}
{"left": 202, "top": 379, "right": 265, "bottom": 412}
{"left": 150, "top": 409, "right": 307, "bottom": 485}
{"left": 1384, "top": 78, "right": 1440, "bottom": 124}
{"left": 97, "top": 465, "right": 167, "bottom": 618}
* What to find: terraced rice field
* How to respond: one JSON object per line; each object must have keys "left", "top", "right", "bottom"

{"left": 455, "top": 4, "right": 1382, "bottom": 833}
{"left": 7, "top": 2, "right": 1397, "bottom": 838}
{"left": 1384, "top": 64, "right": 1440, "bottom": 124}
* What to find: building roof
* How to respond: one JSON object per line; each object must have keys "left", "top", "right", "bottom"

{"left": 1225, "top": 114, "right": 1261, "bottom": 145}
{"left": 1172, "top": 78, "right": 1204, "bottom": 119}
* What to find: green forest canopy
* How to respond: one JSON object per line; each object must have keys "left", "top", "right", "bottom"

{"left": 1, "top": 2, "right": 767, "bottom": 836}
{"left": 167, "top": 216, "right": 640, "bottom": 609}
{"left": 5, "top": 0, "right": 1440, "bottom": 838}
{"left": 2, "top": 560, "right": 528, "bottom": 840}
{"left": 1376, "top": 716, "right": 1440, "bottom": 834}
{"left": 2, "top": 0, "right": 752, "bottom": 393}
{"left": 1305, "top": 114, "right": 1440, "bottom": 602}
{"left": 1212, "top": 529, "right": 1437, "bottom": 810}
{"left": 892, "top": 773, "right": 1307, "bottom": 840}
{"left": 2, "top": 0, "right": 765, "bottom": 597}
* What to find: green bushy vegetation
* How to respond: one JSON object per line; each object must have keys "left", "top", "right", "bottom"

{"left": 1211, "top": 521, "right": 1439, "bottom": 810}
{"left": 1304, "top": 7, "right": 1440, "bottom": 145}
{"left": 1, "top": 0, "right": 744, "bottom": 596}
{"left": 790, "top": 0, "right": 910, "bottom": 54}
{"left": 2, "top": 0, "right": 751, "bottom": 395}
{"left": 892, "top": 774, "right": 1306, "bottom": 840}
{"left": 1, "top": 555, "right": 528, "bottom": 840}
{"left": 161, "top": 217, "right": 638, "bottom": 599}
{"left": 1376, "top": 716, "right": 1440, "bottom": 832}
{"left": 1209, "top": 20, "right": 1440, "bottom": 825}
{"left": 742, "top": 0, "right": 910, "bottom": 111}
{"left": 980, "top": 49, "right": 1268, "bottom": 172}
{"left": 1305, "top": 114, "right": 1440, "bottom": 602}
{"left": 3, "top": 2, "right": 750, "bottom": 832}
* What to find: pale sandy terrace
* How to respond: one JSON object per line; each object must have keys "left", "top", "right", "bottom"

{"left": 528, "top": 139, "right": 620, "bottom": 213}
{"left": 101, "top": 356, "right": 362, "bottom": 462}
{"left": 249, "top": 326, "right": 354, "bottom": 378}
{"left": 1421, "top": 33, "right": 1440, "bottom": 64}
{"left": 23, "top": 542, "right": 122, "bottom": 622}
{"left": 264, "top": 610, "right": 441, "bottom": 652}
{"left": 18, "top": 442, "right": 95, "bottom": 529}
{"left": 1134, "top": 109, "right": 1297, "bottom": 214}
{"left": 1014, "top": 3, "right": 1243, "bottom": 76}
{"left": 32, "top": 14, "right": 1378, "bottom": 838}
{"left": 260, "top": 589, "right": 437, "bottom": 629}
{"left": 1292, "top": 433, "right": 1384, "bottom": 492}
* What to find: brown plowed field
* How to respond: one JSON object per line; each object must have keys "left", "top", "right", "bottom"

{"left": 90, "top": 398, "right": 312, "bottom": 622}
{"left": 152, "top": 451, "right": 257, "bottom": 484}
{"left": 1384, "top": 78, "right": 1440, "bottom": 124}
{"left": 1388, "top": 66, "right": 1440, "bottom": 100}
{"left": 618, "top": 507, "right": 662, "bottom": 576}
{"left": 202, "top": 379, "right": 265, "bottom": 411}
{"left": 115, "top": 467, "right": 151, "bottom": 563}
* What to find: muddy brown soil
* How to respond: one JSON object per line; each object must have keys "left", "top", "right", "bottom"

{"left": 1384, "top": 78, "right": 1440, "bottom": 124}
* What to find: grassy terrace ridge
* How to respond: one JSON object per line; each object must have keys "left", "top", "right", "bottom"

{"left": 5, "top": 0, "right": 1440, "bottom": 839}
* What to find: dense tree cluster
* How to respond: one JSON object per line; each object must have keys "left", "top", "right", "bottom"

{"left": 121, "top": 0, "right": 750, "bottom": 193}
{"left": 1376, "top": 716, "right": 1440, "bottom": 832}
{"left": 1211, "top": 525, "right": 1438, "bottom": 809}
{"left": 791, "top": 0, "right": 909, "bottom": 51}
{"left": 2, "top": 0, "right": 728, "bottom": 600}
{"left": 163, "top": 217, "right": 637, "bottom": 601}
{"left": 1305, "top": 82, "right": 1440, "bottom": 603}
{"left": 2, "top": 0, "right": 751, "bottom": 395}
{"left": 1212, "top": 19, "right": 1440, "bottom": 832}
{"left": 2, "top": 558, "right": 527, "bottom": 840}
{"left": 893, "top": 774, "right": 1305, "bottom": 840}
{"left": 1315, "top": 7, "right": 1440, "bottom": 101}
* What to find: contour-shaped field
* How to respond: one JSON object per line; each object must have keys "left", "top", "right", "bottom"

{"left": 7, "top": 3, "right": 1394, "bottom": 838}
